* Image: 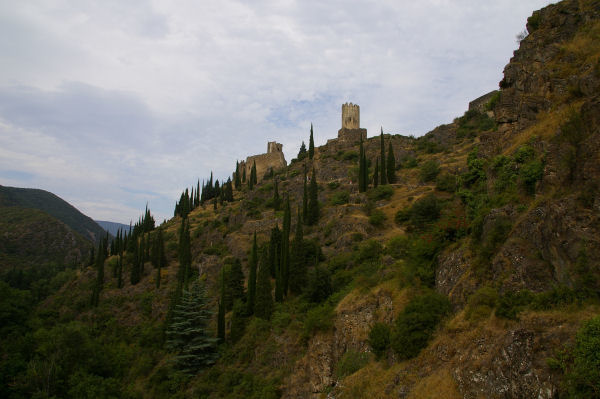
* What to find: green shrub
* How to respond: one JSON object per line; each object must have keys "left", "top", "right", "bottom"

{"left": 399, "top": 155, "right": 418, "bottom": 169}
{"left": 391, "top": 291, "right": 451, "bottom": 359}
{"left": 306, "top": 265, "right": 333, "bottom": 303}
{"left": 496, "top": 290, "right": 533, "bottom": 319}
{"left": 485, "top": 91, "right": 500, "bottom": 111}
{"left": 386, "top": 235, "right": 410, "bottom": 259}
{"left": 436, "top": 173, "right": 457, "bottom": 192}
{"left": 419, "top": 160, "right": 440, "bottom": 182}
{"left": 368, "top": 322, "right": 391, "bottom": 359}
{"left": 368, "top": 185, "right": 394, "bottom": 201}
{"left": 340, "top": 151, "right": 359, "bottom": 161}
{"left": 327, "top": 181, "right": 341, "bottom": 190}
{"left": 329, "top": 190, "right": 350, "bottom": 205}
{"left": 566, "top": 316, "right": 600, "bottom": 396}
{"left": 409, "top": 194, "right": 441, "bottom": 229}
{"left": 520, "top": 160, "right": 544, "bottom": 194}
{"left": 514, "top": 145, "right": 534, "bottom": 164}
{"left": 465, "top": 286, "right": 498, "bottom": 321}
{"left": 303, "top": 303, "right": 334, "bottom": 338}
{"left": 368, "top": 209, "right": 387, "bottom": 227}
{"left": 527, "top": 12, "right": 541, "bottom": 31}
{"left": 335, "top": 350, "right": 370, "bottom": 378}
{"left": 356, "top": 239, "right": 383, "bottom": 263}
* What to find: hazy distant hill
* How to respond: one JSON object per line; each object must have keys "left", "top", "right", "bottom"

{"left": 95, "top": 220, "right": 130, "bottom": 236}
{"left": 0, "top": 206, "right": 91, "bottom": 271}
{"left": 0, "top": 185, "right": 107, "bottom": 242}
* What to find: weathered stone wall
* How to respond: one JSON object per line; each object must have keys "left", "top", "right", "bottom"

{"left": 468, "top": 90, "right": 498, "bottom": 113}
{"left": 244, "top": 142, "right": 287, "bottom": 181}
{"left": 341, "top": 103, "right": 360, "bottom": 129}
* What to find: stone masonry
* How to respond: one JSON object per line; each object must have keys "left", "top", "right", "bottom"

{"left": 241, "top": 141, "right": 287, "bottom": 182}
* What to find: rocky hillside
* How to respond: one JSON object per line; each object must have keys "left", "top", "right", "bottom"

{"left": 1, "top": 1, "right": 599, "bottom": 398}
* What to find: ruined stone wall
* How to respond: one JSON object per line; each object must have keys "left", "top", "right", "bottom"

{"left": 341, "top": 103, "right": 360, "bottom": 129}
{"left": 241, "top": 141, "right": 286, "bottom": 182}
{"left": 267, "top": 141, "right": 283, "bottom": 153}
{"left": 469, "top": 90, "right": 498, "bottom": 113}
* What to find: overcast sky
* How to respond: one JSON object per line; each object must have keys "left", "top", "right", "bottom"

{"left": 0, "top": 0, "right": 552, "bottom": 224}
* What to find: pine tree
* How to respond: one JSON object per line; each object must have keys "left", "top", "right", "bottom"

{"left": 298, "top": 141, "right": 307, "bottom": 160}
{"left": 289, "top": 208, "right": 306, "bottom": 295}
{"left": 166, "top": 282, "right": 219, "bottom": 374}
{"left": 217, "top": 270, "right": 226, "bottom": 343}
{"left": 387, "top": 141, "right": 396, "bottom": 184}
{"left": 246, "top": 232, "right": 258, "bottom": 315}
{"left": 309, "top": 123, "right": 315, "bottom": 159}
{"left": 281, "top": 196, "right": 291, "bottom": 296}
{"left": 373, "top": 157, "right": 379, "bottom": 188}
{"left": 307, "top": 168, "right": 319, "bottom": 225}
{"left": 380, "top": 128, "right": 387, "bottom": 185}
{"left": 302, "top": 168, "right": 308, "bottom": 223}
{"left": 255, "top": 247, "right": 273, "bottom": 320}
{"left": 273, "top": 178, "right": 281, "bottom": 211}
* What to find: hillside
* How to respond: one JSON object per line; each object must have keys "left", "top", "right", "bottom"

{"left": 0, "top": 185, "right": 107, "bottom": 242}
{"left": 1, "top": 1, "right": 599, "bottom": 398}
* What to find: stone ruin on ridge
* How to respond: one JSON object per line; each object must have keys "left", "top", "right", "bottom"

{"left": 239, "top": 141, "right": 287, "bottom": 182}
{"left": 327, "top": 102, "right": 368, "bottom": 148}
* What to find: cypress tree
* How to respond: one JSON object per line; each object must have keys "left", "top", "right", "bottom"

{"left": 242, "top": 164, "right": 247, "bottom": 183}
{"left": 217, "top": 270, "right": 226, "bottom": 343}
{"left": 309, "top": 123, "right": 315, "bottom": 159}
{"left": 246, "top": 232, "right": 258, "bottom": 315}
{"left": 358, "top": 136, "right": 366, "bottom": 192}
{"left": 268, "top": 225, "right": 281, "bottom": 277}
{"left": 255, "top": 247, "right": 273, "bottom": 320}
{"left": 165, "top": 282, "right": 219, "bottom": 374}
{"left": 139, "top": 234, "right": 146, "bottom": 274}
{"left": 117, "top": 253, "right": 123, "bottom": 289}
{"left": 251, "top": 161, "right": 258, "bottom": 186}
{"left": 289, "top": 208, "right": 306, "bottom": 295}
{"left": 229, "top": 299, "right": 246, "bottom": 344}
{"left": 281, "top": 196, "right": 291, "bottom": 296}
{"left": 387, "top": 141, "right": 396, "bottom": 184}
{"left": 224, "top": 257, "right": 245, "bottom": 311}
{"left": 380, "top": 128, "right": 387, "bottom": 185}
{"left": 225, "top": 178, "right": 234, "bottom": 202}
{"left": 307, "top": 168, "right": 319, "bottom": 225}
{"left": 274, "top": 245, "right": 283, "bottom": 302}
{"left": 302, "top": 168, "right": 308, "bottom": 223}
{"left": 273, "top": 178, "right": 281, "bottom": 211}
{"left": 373, "top": 157, "right": 379, "bottom": 188}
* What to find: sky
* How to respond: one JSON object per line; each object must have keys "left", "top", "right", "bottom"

{"left": 0, "top": 0, "right": 553, "bottom": 224}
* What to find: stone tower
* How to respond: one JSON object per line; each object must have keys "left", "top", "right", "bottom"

{"left": 336, "top": 102, "right": 367, "bottom": 144}
{"left": 342, "top": 103, "right": 360, "bottom": 129}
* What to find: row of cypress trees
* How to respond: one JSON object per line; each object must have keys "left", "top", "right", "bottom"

{"left": 359, "top": 129, "right": 396, "bottom": 192}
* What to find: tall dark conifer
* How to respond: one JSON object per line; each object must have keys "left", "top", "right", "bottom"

{"left": 273, "top": 178, "right": 281, "bottom": 211}
{"left": 387, "top": 141, "right": 396, "bottom": 184}
{"left": 302, "top": 168, "right": 308, "bottom": 223}
{"left": 380, "top": 128, "right": 387, "bottom": 185}
{"left": 246, "top": 232, "right": 258, "bottom": 315}
{"left": 309, "top": 123, "right": 315, "bottom": 159}
{"left": 289, "top": 208, "right": 306, "bottom": 295}
{"left": 217, "top": 269, "right": 226, "bottom": 343}
{"left": 255, "top": 247, "right": 273, "bottom": 320}
{"left": 91, "top": 240, "right": 105, "bottom": 307}
{"left": 178, "top": 218, "right": 192, "bottom": 289}
{"left": 281, "top": 196, "right": 291, "bottom": 296}
{"left": 235, "top": 161, "right": 241, "bottom": 189}
{"left": 156, "top": 229, "right": 166, "bottom": 289}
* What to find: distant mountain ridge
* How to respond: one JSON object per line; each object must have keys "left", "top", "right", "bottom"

{"left": 0, "top": 185, "right": 107, "bottom": 242}
{"left": 95, "top": 220, "right": 130, "bottom": 236}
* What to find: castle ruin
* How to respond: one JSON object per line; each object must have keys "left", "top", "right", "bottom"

{"left": 326, "top": 102, "right": 367, "bottom": 148}
{"left": 239, "top": 141, "right": 287, "bottom": 182}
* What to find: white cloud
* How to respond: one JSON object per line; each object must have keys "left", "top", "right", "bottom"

{"left": 0, "top": 0, "right": 553, "bottom": 222}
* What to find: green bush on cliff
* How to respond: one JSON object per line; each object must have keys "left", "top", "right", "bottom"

{"left": 391, "top": 291, "right": 451, "bottom": 360}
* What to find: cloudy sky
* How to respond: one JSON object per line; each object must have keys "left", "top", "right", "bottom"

{"left": 0, "top": 0, "right": 552, "bottom": 224}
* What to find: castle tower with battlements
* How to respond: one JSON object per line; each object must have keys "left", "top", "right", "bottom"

{"left": 337, "top": 102, "right": 367, "bottom": 144}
